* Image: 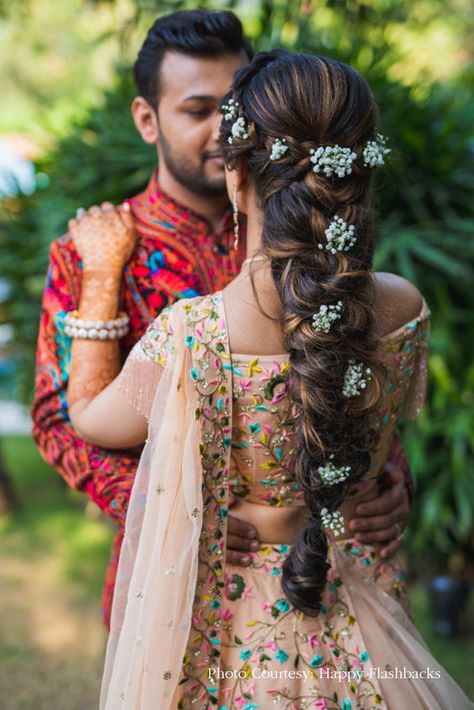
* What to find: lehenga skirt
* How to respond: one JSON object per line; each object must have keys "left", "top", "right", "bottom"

{"left": 179, "top": 538, "right": 473, "bottom": 710}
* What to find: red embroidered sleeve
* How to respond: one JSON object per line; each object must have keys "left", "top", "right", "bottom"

{"left": 31, "top": 237, "right": 138, "bottom": 524}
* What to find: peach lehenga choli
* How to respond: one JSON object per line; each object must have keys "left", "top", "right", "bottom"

{"left": 100, "top": 292, "right": 472, "bottom": 710}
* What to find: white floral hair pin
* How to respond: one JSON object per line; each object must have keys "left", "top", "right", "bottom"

{"left": 310, "top": 145, "right": 357, "bottom": 178}
{"left": 228, "top": 117, "right": 249, "bottom": 144}
{"left": 363, "top": 134, "right": 391, "bottom": 168}
{"left": 342, "top": 360, "right": 372, "bottom": 397}
{"left": 321, "top": 508, "right": 345, "bottom": 535}
{"left": 221, "top": 97, "right": 250, "bottom": 144}
{"left": 321, "top": 216, "right": 357, "bottom": 254}
{"left": 308, "top": 134, "right": 390, "bottom": 178}
{"left": 221, "top": 98, "right": 239, "bottom": 121}
{"left": 312, "top": 301, "right": 343, "bottom": 333}
{"left": 318, "top": 455, "right": 351, "bottom": 485}
{"left": 270, "top": 138, "right": 288, "bottom": 161}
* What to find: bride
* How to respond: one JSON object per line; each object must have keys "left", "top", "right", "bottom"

{"left": 66, "top": 50, "right": 472, "bottom": 709}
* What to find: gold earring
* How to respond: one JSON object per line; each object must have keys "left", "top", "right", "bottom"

{"left": 232, "top": 182, "right": 239, "bottom": 250}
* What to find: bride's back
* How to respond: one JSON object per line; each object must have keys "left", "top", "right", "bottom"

{"left": 221, "top": 270, "right": 428, "bottom": 543}
{"left": 223, "top": 269, "right": 424, "bottom": 356}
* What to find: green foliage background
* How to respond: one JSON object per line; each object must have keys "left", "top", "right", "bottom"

{"left": 1, "top": 0, "right": 473, "bottom": 568}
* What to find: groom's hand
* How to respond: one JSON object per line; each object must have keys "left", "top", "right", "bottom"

{"left": 226, "top": 495, "right": 260, "bottom": 566}
{"left": 347, "top": 462, "right": 410, "bottom": 558}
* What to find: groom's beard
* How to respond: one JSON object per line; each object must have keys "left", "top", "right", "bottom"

{"left": 159, "top": 128, "right": 227, "bottom": 198}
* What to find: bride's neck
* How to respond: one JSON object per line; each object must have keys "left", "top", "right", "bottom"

{"left": 229, "top": 208, "right": 283, "bottom": 320}
{"left": 244, "top": 208, "right": 264, "bottom": 259}
{"left": 232, "top": 257, "right": 282, "bottom": 323}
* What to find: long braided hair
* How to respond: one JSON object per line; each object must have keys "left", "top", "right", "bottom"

{"left": 220, "top": 50, "right": 385, "bottom": 616}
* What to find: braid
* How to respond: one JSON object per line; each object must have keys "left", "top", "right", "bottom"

{"left": 221, "top": 50, "right": 386, "bottom": 615}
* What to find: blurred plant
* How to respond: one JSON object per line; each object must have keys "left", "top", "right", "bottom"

{"left": 0, "top": 0, "right": 472, "bottom": 565}
{"left": 0, "top": 70, "right": 155, "bottom": 401}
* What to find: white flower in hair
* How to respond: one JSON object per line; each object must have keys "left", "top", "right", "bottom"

{"left": 310, "top": 145, "right": 357, "bottom": 178}
{"left": 321, "top": 508, "right": 345, "bottom": 535}
{"left": 318, "top": 455, "right": 351, "bottom": 485}
{"left": 228, "top": 117, "right": 249, "bottom": 144}
{"left": 363, "top": 133, "right": 391, "bottom": 168}
{"left": 312, "top": 301, "right": 343, "bottom": 333}
{"left": 322, "top": 216, "right": 357, "bottom": 254}
{"left": 221, "top": 98, "right": 239, "bottom": 121}
{"left": 343, "top": 360, "right": 372, "bottom": 397}
{"left": 270, "top": 138, "right": 288, "bottom": 161}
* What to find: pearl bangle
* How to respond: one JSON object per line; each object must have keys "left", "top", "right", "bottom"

{"left": 64, "top": 310, "right": 129, "bottom": 340}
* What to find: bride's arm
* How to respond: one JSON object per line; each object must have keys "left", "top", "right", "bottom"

{"left": 66, "top": 205, "right": 148, "bottom": 449}
{"left": 67, "top": 269, "right": 148, "bottom": 447}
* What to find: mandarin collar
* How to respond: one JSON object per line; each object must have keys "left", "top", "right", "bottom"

{"left": 129, "top": 170, "right": 234, "bottom": 245}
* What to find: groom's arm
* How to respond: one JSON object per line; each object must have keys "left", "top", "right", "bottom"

{"left": 31, "top": 236, "right": 138, "bottom": 524}
{"left": 387, "top": 433, "right": 414, "bottom": 503}
{"left": 347, "top": 435, "right": 412, "bottom": 557}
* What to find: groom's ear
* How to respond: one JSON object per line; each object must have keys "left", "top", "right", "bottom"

{"left": 131, "top": 96, "right": 160, "bottom": 145}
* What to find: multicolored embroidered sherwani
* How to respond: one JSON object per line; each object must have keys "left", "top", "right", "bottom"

{"left": 32, "top": 170, "right": 413, "bottom": 629}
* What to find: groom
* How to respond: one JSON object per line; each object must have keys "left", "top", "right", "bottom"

{"left": 32, "top": 9, "right": 412, "bottom": 629}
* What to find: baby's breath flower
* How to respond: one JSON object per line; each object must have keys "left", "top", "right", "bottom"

{"left": 343, "top": 360, "right": 372, "bottom": 397}
{"left": 270, "top": 138, "right": 288, "bottom": 161}
{"left": 318, "top": 455, "right": 351, "bottom": 485}
{"left": 228, "top": 117, "right": 249, "bottom": 144}
{"left": 310, "top": 145, "right": 357, "bottom": 178}
{"left": 321, "top": 508, "right": 345, "bottom": 536}
{"left": 221, "top": 98, "right": 239, "bottom": 121}
{"left": 321, "top": 216, "right": 357, "bottom": 254}
{"left": 363, "top": 134, "right": 390, "bottom": 168}
{"left": 312, "top": 301, "right": 343, "bottom": 333}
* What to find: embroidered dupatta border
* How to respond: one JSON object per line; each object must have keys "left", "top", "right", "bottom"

{"left": 179, "top": 292, "right": 232, "bottom": 706}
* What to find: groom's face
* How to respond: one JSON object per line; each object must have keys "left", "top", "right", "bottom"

{"left": 156, "top": 50, "right": 249, "bottom": 198}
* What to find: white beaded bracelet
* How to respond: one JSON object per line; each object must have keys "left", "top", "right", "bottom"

{"left": 64, "top": 310, "right": 129, "bottom": 340}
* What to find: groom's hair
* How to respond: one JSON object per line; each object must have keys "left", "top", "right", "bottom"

{"left": 134, "top": 9, "right": 254, "bottom": 107}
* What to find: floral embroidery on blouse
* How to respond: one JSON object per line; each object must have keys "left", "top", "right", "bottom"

{"left": 379, "top": 310, "right": 431, "bottom": 425}
{"left": 229, "top": 356, "right": 304, "bottom": 507}
{"left": 138, "top": 305, "right": 175, "bottom": 367}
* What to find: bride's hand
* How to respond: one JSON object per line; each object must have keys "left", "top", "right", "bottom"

{"left": 68, "top": 201, "right": 136, "bottom": 274}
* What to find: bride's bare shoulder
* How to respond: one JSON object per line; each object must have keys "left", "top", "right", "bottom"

{"left": 373, "top": 272, "right": 424, "bottom": 336}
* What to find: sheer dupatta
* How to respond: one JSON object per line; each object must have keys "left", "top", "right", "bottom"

{"left": 100, "top": 295, "right": 233, "bottom": 709}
